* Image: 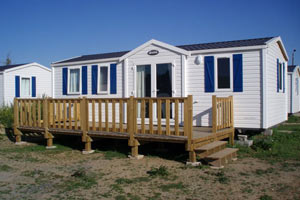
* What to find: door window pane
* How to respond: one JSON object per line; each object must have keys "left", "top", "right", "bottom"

{"left": 217, "top": 58, "right": 230, "bottom": 89}
{"left": 156, "top": 63, "right": 172, "bottom": 118}
{"left": 100, "top": 67, "right": 108, "bottom": 92}
{"left": 279, "top": 63, "right": 282, "bottom": 90}
{"left": 21, "top": 77, "right": 30, "bottom": 97}
{"left": 136, "top": 65, "right": 151, "bottom": 118}
{"left": 69, "top": 69, "right": 80, "bottom": 93}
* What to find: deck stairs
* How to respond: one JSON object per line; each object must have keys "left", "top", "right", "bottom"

{"left": 194, "top": 141, "right": 238, "bottom": 168}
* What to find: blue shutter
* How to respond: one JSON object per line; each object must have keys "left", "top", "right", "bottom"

{"left": 62, "top": 68, "right": 68, "bottom": 95}
{"left": 92, "top": 65, "right": 98, "bottom": 94}
{"left": 233, "top": 54, "right": 243, "bottom": 92}
{"left": 283, "top": 62, "right": 285, "bottom": 93}
{"left": 204, "top": 56, "right": 214, "bottom": 92}
{"left": 110, "top": 63, "right": 117, "bottom": 94}
{"left": 277, "top": 59, "right": 279, "bottom": 92}
{"left": 82, "top": 66, "right": 88, "bottom": 95}
{"left": 15, "top": 76, "right": 20, "bottom": 97}
{"left": 32, "top": 76, "right": 36, "bottom": 97}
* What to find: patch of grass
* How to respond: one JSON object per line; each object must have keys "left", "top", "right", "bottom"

{"left": 0, "top": 104, "right": 14, "bottom": 128}
{"left": 22, "top": 169, "right": 44, "bottom": 178}
{"left": 160, "top": 182, "right": 185, "bottom": 192}
{"left": 147, "top": 166, "right": 169, "bottom": 177}
{"left": 0, "top": 164, "right": 13, "bottom": 172}
{"left": 255, "top": 168, "right": 274, "bottom": 175}
{"left": 98, "top": 150, "right": 127, "bottom": 160}
{"left": 127, "top": 193, "right": 141, "bottom": 200}
{"left": 115, "top": 195, "right": 127, "bottom": 200}
{"left": 61, "top": 169, "right": 98, "bottom": 191}
{"left": 286, "top": 115, "right": 300, "bottom": 123}
{"left": 259, "top": 194, "right": 273, "bottom": 200}
{"left": 215, "top": 170, "right": 230, "bottom": 184}
{"left": 115, "top": 177, "right": 150, "bottom": 185}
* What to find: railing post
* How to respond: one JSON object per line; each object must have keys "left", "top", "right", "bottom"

{"left": 187, "top": 95, "right": 193, "bottom": 147}
{"left": 229, "top": 96, "right": 234, "bottom": 146}
{"left": 44, "top": 98, "right": 55, "bottom": 149}
{"left": 13, "top": 98, "right": 22, "bottom": 143}
{"left": 212, "top": 95, "right": 217, "bottom": 133}
{"left": 81, "top": 97, "right": 93, "bottom": 154}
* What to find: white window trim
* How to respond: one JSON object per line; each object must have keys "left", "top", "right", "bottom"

{"left": 67, "top": 66, "right": 81, "bottom": 95}
{"left": 98, "top": 65, "right": 110, "bottom": 94}
{"left": 214, "top": 54, "right": 233, "bottom": 92}
{"left": 20, "top": 76, "right": 31, "bottom": 97}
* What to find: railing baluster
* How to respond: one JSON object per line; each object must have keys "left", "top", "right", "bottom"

{"left": 57, "top": 100, "right": 61, "bottom": 129}
{"left": 74, "top": 100, "right": 78, "bottom": 129}
{"left": 119, "top": 100, "right": 123, "bottom": 132}
{"left": 32, "top": 100, "right": 36, "bottom": 127}
{"left": 157, "top": 99, "right": 162, "bottom": 135}
{"left": 166, "top": 99, "right": 170, "bottom": 135}
{"left": 133, "top": 99, "right": 137, "bottom": 134}
{"left": 105, "top": 100, "right": 109, "bottom": 132}
{"left": 68, "top": 100, "right": 72, "bottom": 129}
{"left": 38, "top": 100, "right": 41, "bottom": 127}
{"left": 149, "top": 99, "right": 153, "bottom": 134}
{"left": 141, "top": 99, "right": 145, "bottom": 134}
{"left": 28, "top": 100, "right": 32, "bottom": 127}
{"left": 98, "top": 100, "right": 102, "bottom": 131}
{"left": 175, "top": 99, "right": 179, "bottom": 136}
{"left": 92, "top": 100, "right": 96, "bottom": 131}
{"left": 112, "top": 100, "right": 116, "bottom": 132}
{"left": 63, "top": 100, "right": 67, "bottom": 129}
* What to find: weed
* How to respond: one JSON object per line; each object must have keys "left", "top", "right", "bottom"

{"left": 110, "top": 183, "right": 124, "bottom": 193}
{"left": 0, "top": 164, "right": 13, "bottom": 172}
{"left": 99, "top": 150, "right": 127, "bottom": 160}
{"left": 259, "top": 194, "right": 272, "bottom": 200}
{"left": 62, "top": 169, "right": 97, "bottom": 191}
{"left": 127, "top": 193, "right": 141, "bottom": 200}
{"left": 147, "top": 193, "right": 161, "bottom": 200}
{"left": 286, "top": 115, "right": 300, "bottom": 123}
{"left": 0, "top": 104, "right": 14, "bottom": 128}
{"left": 147, "top": 166, "right": 169, "bottom": 177}
{"left": 160, "top": 182, "right": 185, "bottom": 192}
{"left": 115, "top": 195, "right": 127, "bottom": 200}
{"left": 215, "top": 171, "right": 230, "bottom": 184}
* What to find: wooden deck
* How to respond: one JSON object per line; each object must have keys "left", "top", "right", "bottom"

{"left": 13, "top": 95, "right": 235, "bottom": 163}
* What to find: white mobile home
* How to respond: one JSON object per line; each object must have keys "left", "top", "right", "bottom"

{"left": 51, "top": 37, "right": 289, "bottom": 130}
{"left": 287, "top": 65, "right": 300, "bottom": 114}
{"left": 0, "top": 63, "right": 52, "bottom": 105}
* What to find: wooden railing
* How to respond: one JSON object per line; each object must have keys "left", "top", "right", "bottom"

{"left": 212, "top": 95, "right": 234, "bottom": 133}
{"left": 14, "top": 96, "right": 193, "bottom": 139}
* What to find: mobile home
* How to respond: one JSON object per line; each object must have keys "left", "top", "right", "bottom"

{"left": 0, "top": 63, "right": 52, "bottom": 105}
{"left": 51, "top": 36, "right": 289, "bottom": 130}
{"left": 287, "top": 65, "right": 300, "bottom": 114}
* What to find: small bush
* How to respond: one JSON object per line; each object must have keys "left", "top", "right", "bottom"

{"left": 147, "top": 166, "right": 169, "bottom": 177}
{"left": 0, "top": 104, "right": 14, "bottom": 128}
{"left": 252, "top": 136, "right": 273, "bottom": 151}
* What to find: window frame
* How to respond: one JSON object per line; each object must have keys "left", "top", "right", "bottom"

{"left": 214, "top": 54, "right": 233, "bottom": 91}
{"left": 20, "top": 76, "right": 31, "bottom": 97}
{"left": 98, "top": 65, "right": 110, "bottom": 94}
{"left": 67, "top": 66, "right": 81, "bottom": 95}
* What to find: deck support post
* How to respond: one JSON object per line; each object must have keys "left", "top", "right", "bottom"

{"left": 13, "top": 98, "right": 23, "bottom": 144}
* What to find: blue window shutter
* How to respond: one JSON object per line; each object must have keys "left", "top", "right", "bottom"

{"left": 283, "top": 62, "right": 285, "bottom": 93}
{"left": 204, "top": 56, "right": 214, "bottom": 92}
{"left": 110, "top": 63, "right": 117, "bottom": 94}
{"left": 233, "top": 54, "right": 243, "bottom": 92}
{"left": 277, "top": 59, "right": 279, "bottom": 92}
{"left": 92, "top": 65, "right": 98, "bottom": 94}
{"left": 82, "top": 66, "right": 88, "bottom": 95}
{"left": 32, "top": 76, "right": 36, "bottom": 97}
{"left": 15, "top": 76, "right": 20, "bottom": 97}
{"left": 62, "top": 68, "right": 68, "bottom": 95}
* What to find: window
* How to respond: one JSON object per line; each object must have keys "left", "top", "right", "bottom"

{"left": 69, "top": 68, "right": 80, "bottom": 94}
{"left": 217, "top": 57, "right": 231, "bottom": 89}
{"left": 279, "top": 63, "right": 283, "bottom": 90}
{"left": 98, "top": 66, "right": 109, "bottom": 93}
{"left": 21, "top": 77, "right": 30, "bottom": 97}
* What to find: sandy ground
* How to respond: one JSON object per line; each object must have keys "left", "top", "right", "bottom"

{"left": 0, "top": 134, "right": 299, "bottom": 200}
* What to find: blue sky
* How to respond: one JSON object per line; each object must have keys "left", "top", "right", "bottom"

{"left": 0, "top": 0, "right": 299, "bottom": 67}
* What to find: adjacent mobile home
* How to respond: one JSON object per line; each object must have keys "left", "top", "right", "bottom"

{"left": 287, "top": 65, "right": 300, "bottom": 114}
{"left": 0, "top": 63, "right": 52, "bottom": 105}
{"left": 51, "top": 36, "right": 289, "bottom": 130}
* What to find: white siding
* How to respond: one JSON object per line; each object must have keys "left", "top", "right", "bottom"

{"left": 287, "top": 71, "right": 300, "bottom": 114}
{"left": 266, "top": 41, "right": 288, "bottom": 127}
{"left": 4, "top": 64, "right": 52, "bottom": 104}
{"left": 0, "top": 74, "right": 4, "bottom": 105}
{"left": 186, "top": 50, "right": 262, "bottom": 129}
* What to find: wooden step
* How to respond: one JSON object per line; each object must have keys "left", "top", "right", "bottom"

{"left": 194, "top": 141, "right": 227, "bottom": 159}
{"left": 205, "top": 148, "right": 238, "bottom": 168}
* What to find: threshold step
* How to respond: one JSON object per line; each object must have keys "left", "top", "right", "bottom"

{"left": 194, "top": 141, "right": 227, "bottom": 152}
{"left": 205, "top": 148, "right": 238, "bottom": 168}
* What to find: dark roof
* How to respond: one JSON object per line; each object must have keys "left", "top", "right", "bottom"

{"left": 0, "top": 63, "right": 28, "bottom": 72}
{"left": 54, "top": 37, "right": 274, "bottom": 64}
{"left": 288, "top": 65, "right": 298, "bottom": 72}
{"left": 176, "top": 37, "right": 274, "bottom": 51}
